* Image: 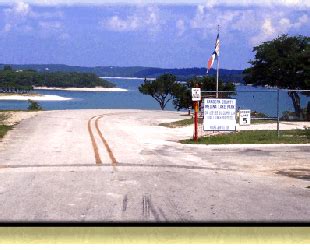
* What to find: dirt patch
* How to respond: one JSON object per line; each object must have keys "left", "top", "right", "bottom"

{"left": 276, "top": 168, "right": 310, "bottom": 180}
{"left": 0, "top": 111, "right": 41, "bottom": 126}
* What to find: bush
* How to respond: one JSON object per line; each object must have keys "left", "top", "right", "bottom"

{"left": 27, "top": 100, "right": 42, "bottom": 111}
{"left": 251, "top": 111, "right": 267, "bottom": 118}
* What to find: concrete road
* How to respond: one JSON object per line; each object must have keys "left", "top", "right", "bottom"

{"left": 0, "top": 109, "right": 309, "bottom": 222}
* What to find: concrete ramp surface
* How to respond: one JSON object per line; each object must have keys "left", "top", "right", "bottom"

{"left": 0, "top": 110, "right": 309, "bottom": 222}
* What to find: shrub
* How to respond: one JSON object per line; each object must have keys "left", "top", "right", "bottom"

{"left": 27, "top": 99, "right": 42, "bottom": 111}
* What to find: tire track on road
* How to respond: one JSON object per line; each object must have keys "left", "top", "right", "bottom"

{"left": 88, "top": 115, "right": 118, "bottom": 168}
{"left": 95, "top": 116, "right": 118, "bottom": 168}
{"left": 88, "top": 116, "right": 102, "bottom": 165}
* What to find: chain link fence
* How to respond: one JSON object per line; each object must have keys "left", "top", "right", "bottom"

{"left": 196, "top": 89, "right": 310, "bottom": 137}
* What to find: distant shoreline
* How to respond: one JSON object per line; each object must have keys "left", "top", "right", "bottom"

{"left": 100, "top": 76, "right": 155, "bottom": 80}
{"left": 33, "top": 87, "right": 128, "bottom": 92}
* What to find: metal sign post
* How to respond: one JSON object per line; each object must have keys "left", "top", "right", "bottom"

{"left": 192, "top": 88, "right": 201, "bottom": 142}
{"left": 194, "top": 101, "right": 198, "bottom": 142}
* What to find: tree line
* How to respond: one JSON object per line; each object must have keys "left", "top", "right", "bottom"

{"left": 0, "top": 65, "right": 115, "bottom": 93}
{"left": 139, "top": 74, "right": 235, "bottom": 111}
{"left": 1, "top": 64, "right": 245, "bottom": 83}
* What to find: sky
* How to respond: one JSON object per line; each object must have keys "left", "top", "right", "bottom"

{"left": 0, "top": 0, "right": 309, "bottom": 70}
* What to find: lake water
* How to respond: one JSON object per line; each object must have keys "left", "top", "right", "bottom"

{"left": 0, "top": 77, "right": 309, "bottom": 117}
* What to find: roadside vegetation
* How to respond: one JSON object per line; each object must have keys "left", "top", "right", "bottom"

{"left": 181, "top": 129, "right": 310, "bottom": 144}
{"left": 0, "top": 124, "right": 12, "bottom": 139}
{"left": 159, "top": 117, "right": 201, "bottom": 128}
{"left": 0, "top": 108, "right": 41, "bottom": 139}
{"left": 0, "top": 112, "right": 12, "bottom": 139}
{"left": 159, "top": 114, "right": 276, "bottom": 128}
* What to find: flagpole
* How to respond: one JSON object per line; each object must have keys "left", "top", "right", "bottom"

{"left": 216, "top": 25, "right": 219, "bottom": 98}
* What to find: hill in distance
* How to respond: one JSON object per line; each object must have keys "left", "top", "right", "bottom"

{"left": 0, "top": 64, "right": 245, "bottom": 83}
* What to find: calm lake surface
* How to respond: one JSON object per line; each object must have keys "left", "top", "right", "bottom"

{"left": 0, "top": 77, "right": 309, "bottom": 117}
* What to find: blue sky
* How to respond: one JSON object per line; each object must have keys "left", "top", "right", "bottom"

{"left": 0, "top": 1, "right": 309, "bottom": 70}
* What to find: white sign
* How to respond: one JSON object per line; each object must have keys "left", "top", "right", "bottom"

{"left": 239, "top": 109, "right": 251, "bottom": 126}
{"left": 191, "top": 88, "right": 201, "bottom": 101}
{"left": 203, "top": 98, "right": 236, "bottom": 131}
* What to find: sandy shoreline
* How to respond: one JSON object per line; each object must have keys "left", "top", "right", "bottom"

{"left": 33, "top": 87, "right": 128, "bottom": 92}
{"left": 0, "top": 94, "right": 72, "bottom": 101}
{"left": 0, "top": 86, "right": 127, "bottom": 101}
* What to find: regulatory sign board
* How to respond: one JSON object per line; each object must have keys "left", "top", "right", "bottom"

{"left": 239, "top": 109, "right": 251, "bottom": 126}
{"left": 191, "top": 88, "right": 201, "bottom": 101}
{"left": 203, "top": 98, "right": 236, "bottom": 131}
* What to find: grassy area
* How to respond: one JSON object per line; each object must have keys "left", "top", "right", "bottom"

{"left": 159, "top": 117, "right": 203, "bottom": 128}
{"left": 181, "top": 130, "right": 310, "bottom": 144}
{"left": 159, "top": 117, "right": 276, "bottom": 128}
{"left": 0, "top": 125, "right": 12, "bottom": 139}
{"left": 251, "top": 119, "right": 277, "bottom": 124}
{"left": 0, "top": 110, "right": 35, "bottom": 113}
{"left": 0, "top": 112, "right": 13, "bottom": 139}
{"left": 159, "top": 117, "right": 192, "bottom": 128}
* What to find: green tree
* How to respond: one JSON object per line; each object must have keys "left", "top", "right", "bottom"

{"left": 138, "top": 74, "right": 179, "bottom": 110}
{"left": 244, "top": 34, "right": 310, "bottom": 119}
{"left": 3, "top": 65, "right": 13, "bottom": 71}
{"left": 172, "top": 76, "right": 236, "bottom": 111}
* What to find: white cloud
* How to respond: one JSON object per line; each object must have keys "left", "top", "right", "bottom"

{"left": 190, "top": 4, "right": 240, "bottom": 36}
{"left": 262, "top": 18, "right": 276, "bottom": 36}
{"left": 250, "top": 13, "right": 309, "bottom": 45}
{"left": 146, "top": 6, "right": 159, "bottom": 26}
{"left": 176, "top": 19, "right": 185, "bottom": 36}
{"left": 14, "top": 1, "right": 30, "bottom": 15}
{"left": 101, "top": 5, "right": 162, "bottom": 33}
{"left": 4, "top": 1, "right": 31, "bottom": 17}
{"left": 39, "top": 21, "right": 62, "bottom": 30}
{"left": 2, "top": 1, "right": 67, "bottom": 40}
{"left": 292, "top": 14, "right": 309, "bottom": 28}
{"left": 188, "top": 3, "right": 309, "bottom": 46}
{"left": 3, "top": 1, "right": 33, "bottom": 33}
{"left": 104, "top": 15, "right": 139, "bottom": 32}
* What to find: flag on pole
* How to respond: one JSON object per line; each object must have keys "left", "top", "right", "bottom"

{"left": 207, "top": 33, "right": 220, "bottom": 73}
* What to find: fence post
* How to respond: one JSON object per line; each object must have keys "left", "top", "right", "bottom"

{"left": 277, "top": 89, "right": 280, "bottom": 138}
